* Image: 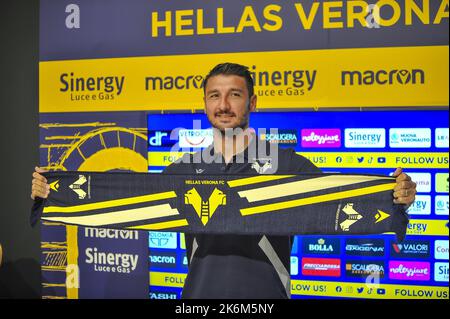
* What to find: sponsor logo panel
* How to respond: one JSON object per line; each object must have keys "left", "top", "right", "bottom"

{"left": 435, "top": 240, "right": 449, "bottom": 260}
{"left": 291, "top": 256, "right": 299, "bottom": 276}
{"left": 344, "top": 128, "right": 386, "bottom": 148}
{"left": 435, "top": 128, "right": 449, "bottom": 148}
{"left": 345, "top": 260, "right": 385, "bottom": 278}
{"left": 149, "top": 290, "right": 178, "bottom": 299}
{"left": 148, "top": 130, "right": 175, "bottom": 147}
{"left": 407, "top": 195, "right": 431, "bottom": 215}
{"left": 178, "top": 129, "right": 213, "bottom": 148}
{"left": 389, "top": 261, "right": 430, "bottom": 281}
{"left": 434, "top": 263, "right": 449, "bottom": 282}
{"left": 435, "top": 173, "right": 449, "bottom": 193}
{"left": 390, "top": 240, "right": 430, "bottom": 259}
{"left": 301, "top": 258, "right": 341, "bottom": 277}
{"left": 149, "top": 232, "right": 178, "bottom": 249}
{"left": 435, "top": 195, "right": 449, "bottom": 215}
{"left": 261, "top": 129, "right": 299, "bottom": 146}
{"left": 407, "top": 173, "right": 431, "bottom": 193}
{"left": 149, "top": 251, "right": 177, "bottom": 268}
{"left": 301, "top": 129, "right": 341, "bottom": 148}
{"left": 389, "top": 128, "right": 431, "bottom": 148}
{"left": 302, "top": 237, "right": 341, "bottom": 255}
{"left": 345, "top": 238, "right": 385, "bottom": 257}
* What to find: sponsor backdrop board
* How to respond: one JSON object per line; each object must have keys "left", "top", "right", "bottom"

{"left": 39, "top": 112, "right": 149, "bottom": 299}
{"left": 38, "top": 0, "right": 449, "bottom": 299}
{"left": 147, "top": 110, "right": 449, "bottom": 299}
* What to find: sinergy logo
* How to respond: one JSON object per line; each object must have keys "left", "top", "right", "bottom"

{"left": 144, "top": 65, "right": 317, "bottom": 96}
{"left": 85, "top": 247, "right": 139, "bottom": 273}
{"left": 341, "top": 69, "right": 425, "bottom": 86}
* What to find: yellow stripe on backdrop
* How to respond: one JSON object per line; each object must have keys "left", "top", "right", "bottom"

{"left": 39, "top": 46, "right": 449, "bottom": 112}
{"left": 148, "top": 151, "right": 449, "bottom": 169}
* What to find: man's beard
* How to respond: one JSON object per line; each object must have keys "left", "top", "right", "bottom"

{"left": 211, "top": 103, "right": 250, "bottom": 136}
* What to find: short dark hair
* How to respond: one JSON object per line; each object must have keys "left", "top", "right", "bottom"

{"left": 203, "top": 63, "right": 254, "bottom": 97}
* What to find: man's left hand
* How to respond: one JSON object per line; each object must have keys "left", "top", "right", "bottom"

{"left": 393, "top": 167, "right": 416, "bottom": 208}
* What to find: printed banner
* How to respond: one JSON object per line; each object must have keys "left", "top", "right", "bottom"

{"left": 40, "top": 0, "right": 449, "bottom": 61}
{"left": 39, "top": 46, "right": 449, "bottom": 112}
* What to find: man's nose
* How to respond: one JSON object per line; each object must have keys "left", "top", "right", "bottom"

{"left": 217, "top": 96, "right": 231, "bottom": 112}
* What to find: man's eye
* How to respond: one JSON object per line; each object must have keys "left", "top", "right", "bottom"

{"left": 231, "top": 92, "right": 241, "bottom": 97}
{"left": 209, "top": 94, "right": 219, "bottom": 99}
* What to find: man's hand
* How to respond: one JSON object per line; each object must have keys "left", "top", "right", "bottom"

{"left": 31, "top": 166, "right": 49, "bottom": 200}
{"left": 392, "top": 167, "right": 416, "bottom": 208}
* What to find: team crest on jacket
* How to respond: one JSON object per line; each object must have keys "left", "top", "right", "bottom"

{"left": 251, "top": 158, "right": 273, "bottom": 174}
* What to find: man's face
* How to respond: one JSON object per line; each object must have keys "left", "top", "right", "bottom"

{"left": 204, "top": 74, "right": 256, "bottom": 132}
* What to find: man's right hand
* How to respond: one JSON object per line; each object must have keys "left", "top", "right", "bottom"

{"left": 31, "top": 166, "right": 49, "bottom": 200}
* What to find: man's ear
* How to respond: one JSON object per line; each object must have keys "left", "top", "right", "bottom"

{"left": 249, "top": 95, "right": 257, "bottom": 112}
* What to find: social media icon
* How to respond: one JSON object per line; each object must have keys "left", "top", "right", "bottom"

{"left": 377, "top": 288, "right": 386, "bottom": 295}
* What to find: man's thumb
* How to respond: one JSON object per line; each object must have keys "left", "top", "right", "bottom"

{"left": 35, "top": 166, "right": 48, "bottom": 173}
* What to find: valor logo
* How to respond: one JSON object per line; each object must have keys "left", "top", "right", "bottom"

{"left": 184, "top": 188, "right": 226, "bottom": 226}
{"left": 341, "top": 69, "right": 425, "bottom": 86}
{"left": 391, "top": 240, "right": 430, "bottom": 259}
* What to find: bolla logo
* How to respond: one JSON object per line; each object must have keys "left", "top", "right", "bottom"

{"left": 65, "top": 4, "right": 80, "bottom": 29}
